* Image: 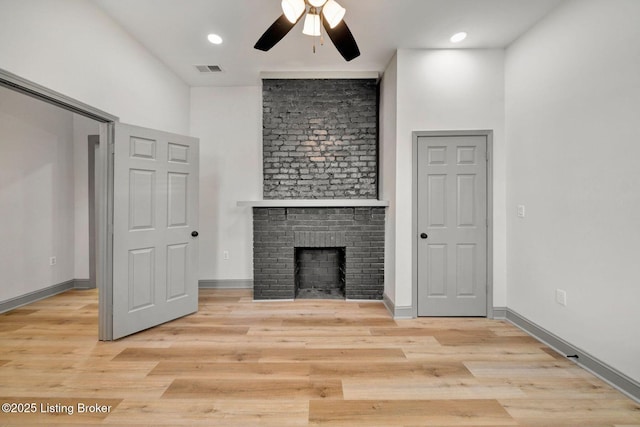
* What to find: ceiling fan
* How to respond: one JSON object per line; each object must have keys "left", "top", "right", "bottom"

{"left": 254, "top": 0, "right": 360, "bottom": 61}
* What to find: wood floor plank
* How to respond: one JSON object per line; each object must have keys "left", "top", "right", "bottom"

{"left": 112, "top": 347, "right": 262, "bottom": 362}
{"left": 1, "top": 308, "right": 39, "bottom": 316}
{"left": 500, "top": 398, "right": 640, "bottom": 426}
{"left": 373, "top": 327, "right": 540, "bottom": 345}
{"left": 0, "top": 323, "right": 27, "bottom": 333}
{"left": 149, "top": 361, "right": 312, "bottom": 380}
{"left": 130, "top": 325, "right": 250, "bottom": 339}
{"left": 309, "top": 399, "right": 517, "bottom": 426}
{"left": 309, "top": 361, "right": 472, "bottom": 380}
{"left": 302, "top": 334, "right": 441, "bottom": 349}
{"left": 480, "top": 377, "right": 625, "bottom": 399}
{"left": 122, "top": 334, "right": 308, "bottom": 349}
{"left": 464, "top": 360, "right": 590, "bottom": 378}
{"left": 342, "top": 377, "right": 526, "bottom": 400}
{"left": 404, "top": 345, "right": 557, "bottom": 362}
{"left": 163, "top": 378, "right": 343, "bottom": 400}
{"left": 281, "top": 316, "right": 397, "bottom": 327}
{"left": 247, "top": 326, "right": 373, "bottom": 336}
{"left": 259, "top": 347, "right": 406, "bottom": 363}
{"left": 103, "top": 399, "right": 308, "bottom": 426}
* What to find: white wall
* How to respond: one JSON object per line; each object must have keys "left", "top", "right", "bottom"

{"left": 379, "top": 53, "right": 398, "bottom": 304}
{"left": 0, "top": 87, "right": 75, "bottom": 301}
{"left": 0, "top": 0, "right": 190, "bottom": 135}
{"left": 506, "top": 0, "right": 640, "bottom": 382}
{"left": 190, "top": 87, "right": 263, "bottom": 281}
{"left": 391, "top": 49, "right": 507, "bottom": 308}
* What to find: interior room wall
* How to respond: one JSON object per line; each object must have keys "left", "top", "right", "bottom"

{"left": 392, "top": 49, "right": 507, "bottom": 309}
{"left": 379, "top": 53, "right": 398, "bottom": 305}
{"left": 0, "top": 0, "right": 190, "bottom": 135}
{"left": 506, "top": 0, "right": 640, "bottom": 382}
{"left": 72, "top": 114, "right": 100, "bottom": 280}
{"left": 190, "top": 86, "right": 262, "bottom": 282}
{"left": 0, "top": 87, "right": 75, "bottom": 302}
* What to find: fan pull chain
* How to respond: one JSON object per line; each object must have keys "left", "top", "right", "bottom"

{"left": 309, "top": 6, "right": 325, "bottom": 54}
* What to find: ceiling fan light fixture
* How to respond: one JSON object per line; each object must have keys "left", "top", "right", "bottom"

{"left": 322, "top": 0, "right": 345, "bottom": 28}
{"left": 308, "top": 0, "right": 327, "bottom": 7}
{"left": 302, "top": 12, "right": 321, "bottom": 36}
{"left": 282, "top": 0, "right": 305, "bottom": 23}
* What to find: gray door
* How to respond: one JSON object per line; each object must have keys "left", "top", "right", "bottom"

{"left": 417, "top": 135, "right": 487, "bottom": 316}
{"left": 112, "top": 123, "right": 199, "bottom": 339}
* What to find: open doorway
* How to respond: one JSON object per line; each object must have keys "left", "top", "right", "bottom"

{"left": 1, "top": 68, "right": 201, "bottom": 341}
{"left": 0, "top": 84, "right": 100, "bottom": 310}
{"left": 1, "top": 68, "right": 118, "bottom": 341}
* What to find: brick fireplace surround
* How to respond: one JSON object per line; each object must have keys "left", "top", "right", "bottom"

{"left": 252, "top": 206, "right": 385, "bottom": 300}
{"left": 241, "top": 78, "right": 386, "bottom": 300}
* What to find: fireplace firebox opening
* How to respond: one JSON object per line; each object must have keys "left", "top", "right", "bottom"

{"left": 295, "top": 247, "right": 346, "bottom": 299}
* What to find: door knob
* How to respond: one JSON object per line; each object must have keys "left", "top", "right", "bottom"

{"left": 191, "top": 231, "right": 199, "bottom": 237}
{"left": 420, "top": 233, "right": 428, "bottom": 239}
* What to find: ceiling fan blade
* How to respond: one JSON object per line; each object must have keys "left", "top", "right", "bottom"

{"left": 322, "top": 19, "right": 360, "bottom": 61}
{"left": 254, "top": 14, "right": 299, "bottom": 51}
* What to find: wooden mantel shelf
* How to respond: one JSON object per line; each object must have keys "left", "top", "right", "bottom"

{"left": 237, "top": 199, "right": 389, "bottom": 208}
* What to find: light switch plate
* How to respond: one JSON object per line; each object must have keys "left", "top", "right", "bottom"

{"left": 517, "top": 205, "right": 526, "bottom": 218}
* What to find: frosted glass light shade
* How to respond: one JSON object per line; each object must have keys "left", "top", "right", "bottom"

{"left": 207, "top": 33, "right": 223, "bottom": 44}
{"left": 302, "top": 13, "right": 321, "bottom": 36}
{"left": 450, "top": 32, "right": 467, "bottom": 43}
{"left": 308, "top": 0, "right": 327, "bottom": 7}
{"left": 282, "top": 0, "right": 305, "bottom": 23}
{"left": 322, "top": 0, "right": 345, "bottom": 28}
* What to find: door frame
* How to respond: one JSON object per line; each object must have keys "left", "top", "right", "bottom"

{"left": 0, "top": 68, "right": 118, "bottom": 340}
{"left": 412, "top": 130, "right": 494, "bottom": 318}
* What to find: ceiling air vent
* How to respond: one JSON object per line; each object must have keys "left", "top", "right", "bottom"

{"left": 195, "top": 65, "right": 223, "bottom": 73}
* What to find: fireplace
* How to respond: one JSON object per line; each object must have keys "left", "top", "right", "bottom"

{"left": 249, "top": 205, "right": 385, "bottom": 300}
{"left": 240, "top": 77, "right": 386, "bottom": 300}
{"left": 295, "top": 247, "right": 346, "bottom": 299}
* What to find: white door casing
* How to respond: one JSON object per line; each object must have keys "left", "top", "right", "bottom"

{"left": 112, "top": 123, "right": 199, "bottom": 339}
{"left": 417, "top": 135, "right": 488, "bottom": 316}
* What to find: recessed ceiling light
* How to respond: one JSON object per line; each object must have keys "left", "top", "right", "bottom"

{"left": 207, "top": 33, "right": 223, "bottom": 45}
{"left": 450, "top": 32, "right": 467, "bottom": 43}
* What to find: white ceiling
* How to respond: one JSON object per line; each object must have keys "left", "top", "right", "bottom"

{"left": 92, "top": 0, "right": 564, "bottom": 87}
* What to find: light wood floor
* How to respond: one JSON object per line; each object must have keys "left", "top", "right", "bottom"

{"left": 0, "top": 289, "right": 638, "bottom": 426}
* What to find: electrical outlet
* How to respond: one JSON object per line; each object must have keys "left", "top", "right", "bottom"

{"left": 517, "top": 205, "right": 526, "bottom": 218}
{"left": 556, "top": 289, "right": 567, "bottom": 306}
{"left": 49, "top": 256, "right": 57, "bottom": 266}
{"left": 223, "top": 250, "right": 230, "bottom": 260}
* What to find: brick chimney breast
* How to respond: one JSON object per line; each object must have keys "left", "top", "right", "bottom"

{"left": 262, "top": 79, "right": 378, "bottom": 200}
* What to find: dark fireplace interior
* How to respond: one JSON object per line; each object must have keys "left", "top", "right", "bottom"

{"left": 295, "top": 247, "right": 346, "bottom": 299}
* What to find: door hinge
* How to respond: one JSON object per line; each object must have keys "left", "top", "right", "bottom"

{"left": 485, "top": 151, "right": 489, "bottom": 162}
